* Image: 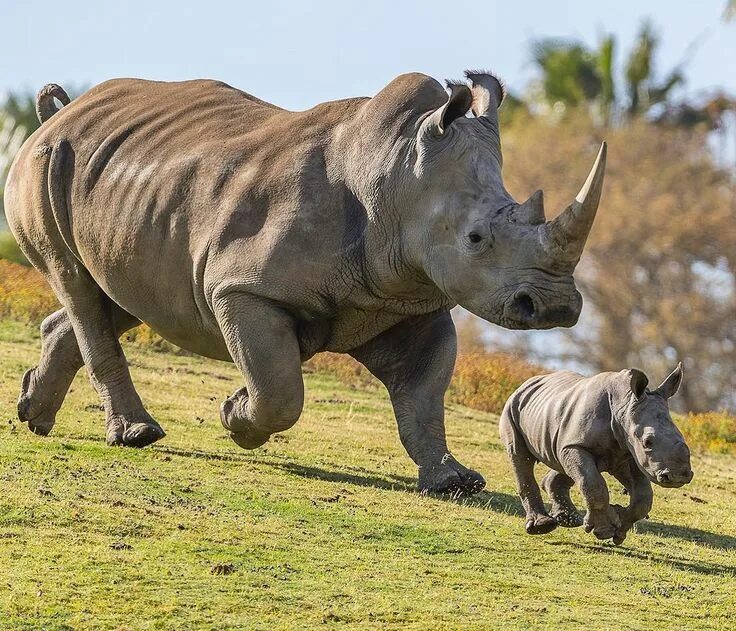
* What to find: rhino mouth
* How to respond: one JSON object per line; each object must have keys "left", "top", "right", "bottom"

{"left": 500, "top": 288, "right": 581, "bottom": 330}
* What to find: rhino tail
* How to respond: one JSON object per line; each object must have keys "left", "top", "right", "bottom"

{"left": 36, "top": 84, "right": 71, "bottom": 124}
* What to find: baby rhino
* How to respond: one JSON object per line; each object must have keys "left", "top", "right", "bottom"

{"left": 500, "top": 364, "right": 692, "bottom": 544}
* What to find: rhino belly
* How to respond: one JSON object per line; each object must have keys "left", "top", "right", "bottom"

{"left": 72, "top": 212, "right": 231, "bottom": 361}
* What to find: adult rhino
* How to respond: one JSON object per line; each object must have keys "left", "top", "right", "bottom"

{"left": 5, "top": 71, "right": 605, "bottom": 494}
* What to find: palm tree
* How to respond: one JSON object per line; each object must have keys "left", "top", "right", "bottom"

{"left": 531, "top": 39, "right": 602, "bottom": 108}
{"left": 624, "top": 21, "right": 684, "bottom": 116}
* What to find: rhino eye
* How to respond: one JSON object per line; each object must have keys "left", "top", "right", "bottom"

{"left": 468, "top": 232, "right": 483, "bottom": 244}
{"left": 643, "top": 435, "right": 655, "bottom": 450}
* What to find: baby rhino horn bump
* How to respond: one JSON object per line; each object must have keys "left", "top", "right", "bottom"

{"left": 542, "top": 142, "right": 607, "bottom": 262}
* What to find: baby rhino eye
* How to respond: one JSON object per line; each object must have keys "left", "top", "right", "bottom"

{"left": 643, "top": 434, "right": 655, "bottom": 449}
{"left": 468, "top": 232, "right": 482, "bottom": 244}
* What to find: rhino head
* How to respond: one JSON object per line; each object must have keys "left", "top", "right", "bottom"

{"left": 614, "top": 364, "right": 694, "bottom": 488}
{"left": 373, "top": 71, "right": 606, "bottom": 330}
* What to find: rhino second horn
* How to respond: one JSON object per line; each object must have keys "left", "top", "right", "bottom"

{"left": 543, "top": 142, "right": 607, "bottom": 262}
{"left": 515, "top": 189, "right": 546, "bottom": 225}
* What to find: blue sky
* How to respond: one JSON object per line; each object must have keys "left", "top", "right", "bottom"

{"left": 1, "top": 1, "right": 734, "bottom": 106}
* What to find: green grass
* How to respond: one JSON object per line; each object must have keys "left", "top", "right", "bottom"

{"left": 0, "top": 319, "right": 733, "bottom": 630}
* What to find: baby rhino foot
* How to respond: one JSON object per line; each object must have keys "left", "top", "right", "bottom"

{"left": 18, "top": 368, "right": 59, "bottom": 437}
{"left": 525, "top": 513, "right": 558, "bottom": 535}
{"left": 418, "top": 454, "right": 486, "bottom": 496}
{"left": 551, "top": 509, "right": 584, "bottom": 528}
{"left": 584, "top": 506, "right": 622, "bottom": 541}
{"left": 611, "top": 504, "right": 638, "bottom": 546}
{"left": 106, "top": 413, "right": 166, "bottom": 448}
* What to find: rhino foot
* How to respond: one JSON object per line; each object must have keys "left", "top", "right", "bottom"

{"left": 583, "top": 505, "right": 622, "bottom": 541}
{"left": 18, "top": 368, "right": 58, "bottom": 437}
{"left": 551, "top": 509, "right": 584, "bottom": 528}
{"left": 106, "top": 414, "right": 166, "bottom": 448}
{"left": 220, "top": 396, "right": 271, "bottom": 450}
{"left": 418, "top": 456, "right": 486, "bottom": 496}
{"left": 525, "top": 514, "right": 558, "bottom": 535}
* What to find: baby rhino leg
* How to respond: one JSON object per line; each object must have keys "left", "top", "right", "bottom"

{"left": 541, "top": 470, "right": 584, "bottom": 528}
{"left": 500, "top": 409, "right": 557, "bottom": 535}
{"left": 560, "top": 447, "right": 621, "bottom": 541}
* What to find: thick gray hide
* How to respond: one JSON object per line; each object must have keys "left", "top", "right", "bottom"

{"left": 500, "top": 365, "right": 692, "bottom": 543}
{"left": 6, "top": 73, "right": 605, "bottom": 494}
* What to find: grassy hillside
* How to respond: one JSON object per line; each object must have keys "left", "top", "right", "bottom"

{"left": 0, "top": 319, "right": 734, "bottom": 630}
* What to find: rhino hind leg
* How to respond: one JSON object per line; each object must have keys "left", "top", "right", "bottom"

{"left": 213, "top": 292, "right": 305, "bottom": 450}
{"left": 18, "top": 307, "right": 142, "bottom": 437}
{"left": 38, "top": 268, "right": 163, "bottom": 448}
{"left": 541, "top": 470, "right": 584, "bottom": 528}
{"left": 499, "top": 411, "right": 557, "bottom": 535}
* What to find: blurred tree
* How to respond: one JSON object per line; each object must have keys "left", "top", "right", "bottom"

{"left": 725, "top": 0, "right": 736, "bottom": 21}
{"left": 453, "top": 308, "right": 488, "bottom": 354}
{"left": 530, "top": 21, "right": 690, "bottom": 124}
{"left": 624, "top": 21, "right": 684, "bottom": 116}
{"left": 532, "top": 39, "right": 602, "bottom": 108}
{"left": 503, "top": 115, "right": 735, "bottom": 412}
{"left": 0, "top": 93, "right": 40, "bottom": 222}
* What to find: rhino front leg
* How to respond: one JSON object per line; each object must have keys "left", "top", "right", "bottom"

{"left": 212, "top": 292, "right": 304, "bottom": 449}
{"left": 610, "top": 461, "right": 654, "bottom": 545}
{"left": 350, "top": 311, "right": 485, "bottom": 496}
{"left": 560, "top": 447, "right": 621, "bottom": 541}
{"left": 541, "top": 470, "right": 584, "bottom": 528}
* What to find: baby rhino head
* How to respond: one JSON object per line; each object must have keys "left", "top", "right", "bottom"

{"left": 615, "top": 363, "right": 693, "bottom": 488}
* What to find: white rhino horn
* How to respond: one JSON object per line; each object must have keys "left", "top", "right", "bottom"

{"left": 543, "top": 142, "right": 607, "bottom": 262}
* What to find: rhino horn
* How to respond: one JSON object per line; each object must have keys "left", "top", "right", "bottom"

{"left": 542, "top": 142, "right": 607, "bottom": 263}
{"left": 513, "top": 189, "right": 546, "bottom": 225}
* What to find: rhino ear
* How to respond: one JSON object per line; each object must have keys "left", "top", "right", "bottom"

{"left": 653, "top": 362, "right": 684, "bottom": 399}
{"left": 628, "top": 369, "right": 649, "bottom": 399}
{"left": 422, "top": 82, "right": 472, "bottom": 136}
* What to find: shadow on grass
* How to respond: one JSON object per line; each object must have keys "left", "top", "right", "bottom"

{"left": 258, "top": 459, "right": 526, "bottom": 517}
{"left": 152, "top": 446, "right": 732, "bottom": 559}
{"left": 153, "top": 445, "right": 254, "bottom": 463}
{"left": 546, "top": 539, "right": 736, "bottom": 576}
{"left": 635, "top": 520, "right": 736, "bottom": 551}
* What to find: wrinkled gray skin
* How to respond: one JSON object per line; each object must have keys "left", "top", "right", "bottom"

{"left": 5, "top": 71, "right": 606, "bottom": 494}
{"left": 500, "top": 363, "right": 693, "bottom": 543}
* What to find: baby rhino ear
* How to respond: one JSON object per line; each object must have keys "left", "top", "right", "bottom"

{"left": 653, "top": 362, "right": 684, "bottom": 399}
{"left": 628, "top": 369, "right": 649, "bottom": 399}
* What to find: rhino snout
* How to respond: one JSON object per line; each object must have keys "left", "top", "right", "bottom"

{"left": 504, "top": 288, "right": 582, "bottom": 330}
{"left": 655, "top": 467, "right": 694, "bottom": 488}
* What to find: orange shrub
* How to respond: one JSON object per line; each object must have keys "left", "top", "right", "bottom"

{"left": 304, "top": 352, "right": 378, "bottom": 389}
{"left": 678, "top": 412, "right": 736, "bottom": 455}
{"left": 0, "top": 259, "right": 58, "bottom": 323}
{"left": 449, "top": 352, "right": 543, "bottom": 414}
{"left": 306, "top": 349, "right": 543, "bottom": 415}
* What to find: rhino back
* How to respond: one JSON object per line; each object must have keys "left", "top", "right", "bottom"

{"left": 15, "top": 78, "right": 377, "bottom": 356}
{"left": 510, "top": 371, "right": 618, "bottom": 470}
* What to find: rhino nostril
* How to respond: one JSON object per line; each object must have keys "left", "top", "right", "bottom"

{"left": 656, "top": 470, "right": 671, "bottom": 484}
{"left": 516, "top": 293, "right": 535, "bottom": 320}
